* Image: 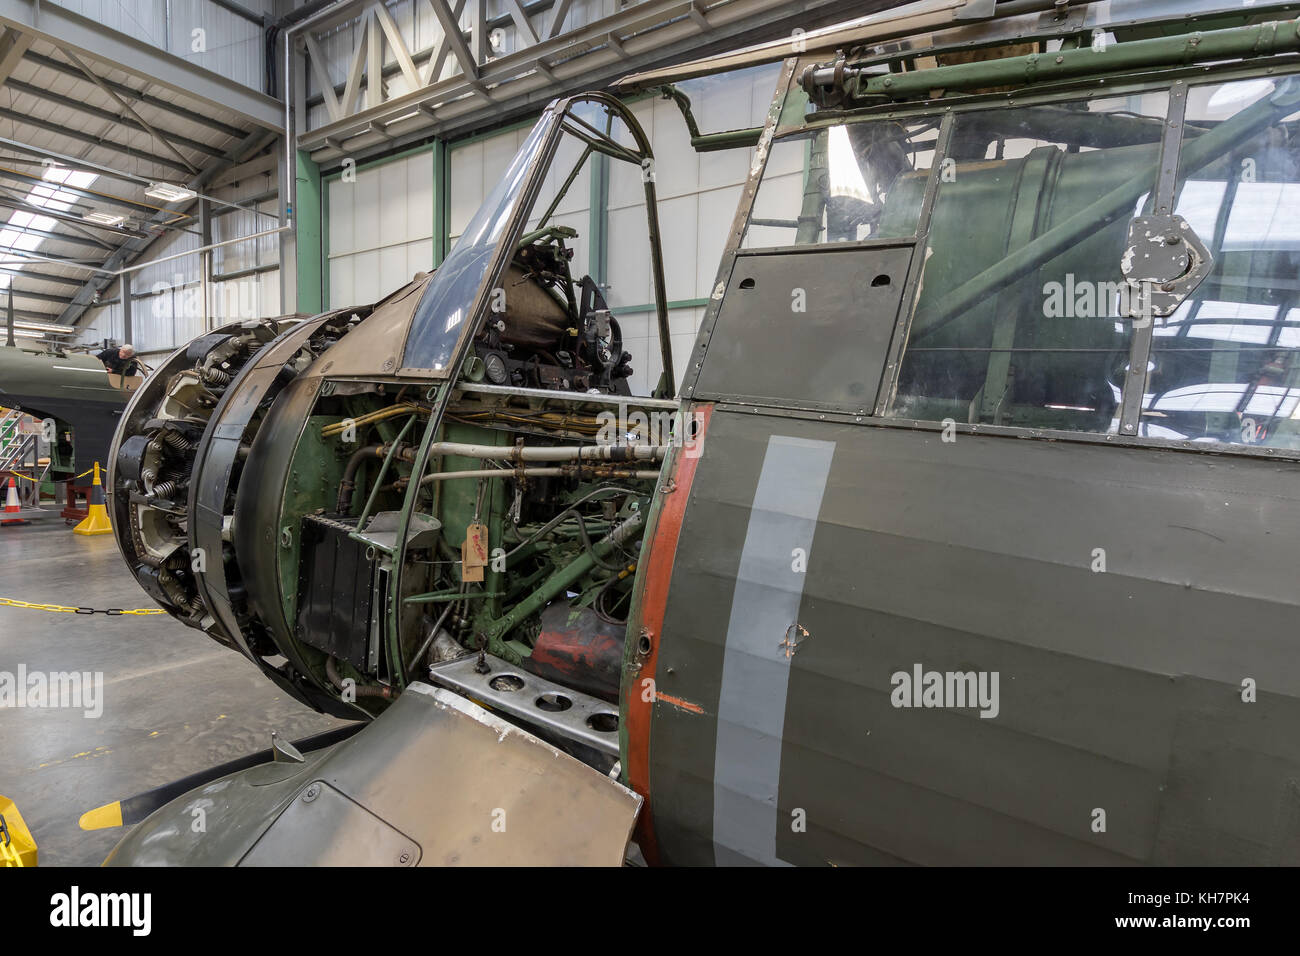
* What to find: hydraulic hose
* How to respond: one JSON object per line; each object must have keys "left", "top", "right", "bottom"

{"left": 422, "top": 441, "right": 667, "bottom": 463}
{"left": 336, "top": 442, "right": 416, "bottom": 513}
{"left": 325, "top": 655, "right": 395, "bottom": 700}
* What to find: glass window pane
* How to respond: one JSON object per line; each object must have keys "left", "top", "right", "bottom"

{"left": 1138, "top": 76, "right": 1300, "bottom": 448}
{"left": 743, "top": 119, "right": 938, "bottom": 248}
{"left": 403, "top": 118, "right": 549, "bottom": 371}
{"left": 889, "top": 93, "right": 1169, "bottom": 434}
{"left": 673, "top": 62, "right": 783, "bottom": 136}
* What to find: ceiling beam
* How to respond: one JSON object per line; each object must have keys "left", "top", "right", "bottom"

{"left": 60, "top": 47, "right": 202, "bottom": 176}
{"left": 0, "top": 136, "right": 227, "bottom": 232}
{"left": 23, "top": 51, "right": 249, "bottom": 139}
{"left": 0, "top": 24, "right": 32, "bottom": 81}
{"left": 0, "top": 264, "right": 84, "bottom": 288}
{"left": 0, "top": 215, "right": 112, "bottom": 250}
{"left": 210, "top": 188, "right": 278, "bottom": 217}
{"left": 428, "top": 0, "right": 480, "bottom": 82}
{"left": 301, "top": 0, "right": 869, "bottom": 159}
{"left": 210, "top": 0, "right": 266, "bottom": 26}
{"left": 60, "top": 129, "right": 277, "bottom": 328}
{"left": 0, "top": 303, "right": 66, "bottom": 322}
{"left": 546, "top": 0, "right": 573, "bottom": 41}
{"left": 0, "top": 164, "right": 162, "bottom": 216}
{"left": 0, "top": 284, "right": 72, "bottom": 305}
{"left": 0, "top": 0, "right": 283, "bottom": 131}
{"left": 0, "top": 245, "right": 106, "bottom": 268}
{"left": 4, "top": 78, "right": 228, "bottom": 160}
{"left": 210, "top": 152, "right": 280, "bottom": 189}
{"left": 0, "top": 101, "right": 194, "bottom": 175}
{"left": 303, "top": 0, "right": 544, "bottom": 111}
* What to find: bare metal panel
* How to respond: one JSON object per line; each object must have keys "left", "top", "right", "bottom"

{"left": 241, "top": 782, "right": 422, "bottom": 867}
{"left": 307, "top": 275, "right": 429, "bottom": 379}
{"left": 238, "top": 684, "right": 641, "bottom": 866}
{"left": 108, "top": 683, "right": 642, "bottom": 865}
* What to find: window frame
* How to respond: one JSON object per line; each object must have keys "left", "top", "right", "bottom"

{"left": 739, "top": 115, "right": 946, "bottom": 253}
{"left": 876, "top": 86, "right": 1184, "bottom": 428}
{"left": 399, "top": 93, "right": 675, "bottom": 396}
{"left": 681, "top": 53, "right": 1300, "bottom": 462}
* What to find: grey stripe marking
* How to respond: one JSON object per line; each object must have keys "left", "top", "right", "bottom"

{"left": 712, "top": 434, "right": 836, "bottom": 866}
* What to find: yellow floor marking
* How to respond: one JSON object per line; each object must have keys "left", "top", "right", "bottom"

{"left": 34, "top": 745, "right": 112, "bottom": 770}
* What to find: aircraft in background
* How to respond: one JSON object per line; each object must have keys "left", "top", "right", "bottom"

{"left": 0, "top": 343, "right": 139, "bottom": 473}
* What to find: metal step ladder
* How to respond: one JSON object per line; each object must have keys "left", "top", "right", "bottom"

{"left": 0, "top": 409, "right": 49, "bottom": 509}
{"left": 0, "top": 434, "right": 34, "bottom": 476}
{"left": 0, "top": 408, "right": 23, "bottom": 469}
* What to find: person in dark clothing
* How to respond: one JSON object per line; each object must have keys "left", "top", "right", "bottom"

{"left": 97, "top": 343, "right": 139, "bottom": 376}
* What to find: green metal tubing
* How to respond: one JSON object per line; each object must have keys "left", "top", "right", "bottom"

{"left": 405, "top": 590, "right": 504, "bottom": 604}
{"left": 481, "top": 509, "right": 645, "bottom": 642}
{"left": 537, "top": 145, "right": 593, "bottom": 230}
{"left": 692, "top": 128, "right": 764, "bottom": 151}
{"left": 385, "top": 403, "right": 445, "bottom": 693}
{"left": 352, "top": 415, "right": 416, "bottom": 532}
{"left": 659, "top": 84, "right": 763, "bottom": 152}
{"left": 611, "top": 297, "right": 710, "bottom": 316}
{"left": 590, "top": 150, "right": 609, "bottom": 290}
{"left": 797, "top": 129, "right": 830, "bottom": 246}
{"left": 855, "top": 18, "right": 1300, "bottom": 101}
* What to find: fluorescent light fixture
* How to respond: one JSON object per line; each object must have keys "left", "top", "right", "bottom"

{"left": 13, "top": 320, "right": 72, "bottom": 334}
{"left": 84, "top": 211, "right": 125, "bottom": 227}
{"left": 145, "top": 182, "right": 197, "bottom": 202}
{"left": 9, "top": 329, "right": 46, "bottom": 339}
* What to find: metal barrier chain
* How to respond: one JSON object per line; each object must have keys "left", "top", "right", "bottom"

{"left": 0, "top": 597, "right": 164, "bottom": 615}
{"left": 5, "top": 467, "right": 96, "bottom": 484}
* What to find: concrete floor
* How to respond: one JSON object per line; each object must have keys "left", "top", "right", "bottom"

{"left": 0, "top": 517, "right": 348, "bottom": 865}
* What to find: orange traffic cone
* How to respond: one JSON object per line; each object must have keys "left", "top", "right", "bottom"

{"left": 1, "top": 476, "right": 28, "bottom": 526}
{"left": 73, "top": 462, "right": 112, "bottom": 536}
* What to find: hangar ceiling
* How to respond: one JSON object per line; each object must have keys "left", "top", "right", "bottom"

{"left": 294, "top": 0, "right": 884, "bottom": 166}
{"left": 0, "top": 0, "right": 280, "bottom": 343}
{"left": 0, "top": 0, "right": 896, "bottom": 345}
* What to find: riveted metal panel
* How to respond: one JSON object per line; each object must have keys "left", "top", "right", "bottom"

{"left": 694, "top": 245, "right": 913, "bottom": 413}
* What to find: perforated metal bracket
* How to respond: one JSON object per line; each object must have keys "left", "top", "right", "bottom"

{"left": 428, "top": 652, "right": 622, "bottom": 757}
{"left": 1121, "top": 213, "right": 1214, "bottom": 319}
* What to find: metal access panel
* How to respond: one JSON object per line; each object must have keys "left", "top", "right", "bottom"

{"left": 236, "top": 685, "right": 642, "bottom": 866}
{"left": 295, "top": 514, "right": 376, "bottom": 671}
{"left": 240, "top": 782, "right": 422, "bottom": 867}
{"left": 694, "top": 244, "right": 914, "bottom": 411}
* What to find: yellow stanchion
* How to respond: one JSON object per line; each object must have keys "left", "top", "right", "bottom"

{"left": 0, "top": 794, "right": 37, "bottom": 866}
{"left": 73, "top": 461, "right": 112, "bottom": 536}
